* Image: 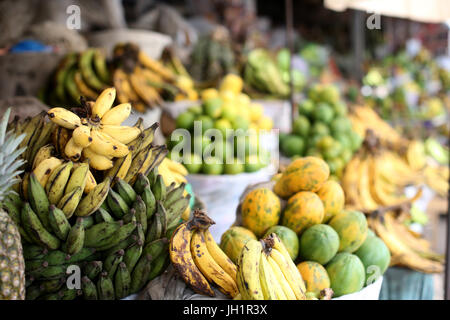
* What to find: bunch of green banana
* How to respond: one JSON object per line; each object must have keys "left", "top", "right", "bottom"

{"left": 7, "top": 112, "right": 56, "bottom": 173}
{"left": 9, "top": 166, "right": 191, "bottom": 300}
{"left": 42, "top": 48, "right": 111, "bottom": 107}
{"left": 236, "top": 233, "right": 307, "bottom": 300}
{"left": 244, "top": 49, "right": 290, "bottom": 97}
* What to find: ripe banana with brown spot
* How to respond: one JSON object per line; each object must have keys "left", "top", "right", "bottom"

{"left": 191, "top": 230, "right": 238, "bottom": 298}
{"left": 72, "top": 125, "right": 92, "bottom": 148}
{"left": 82, "top": 146, "right": 113, "bottom": 171}
{"left": 89, "top": 129, "right": 129, "bottom": 158}
{"left": 47, "top": 108, "right": 81, "bottom": 129}
{"left": 32, "top": 157, "right": 63, "bottom": 187}
{"left": 169, "top": 222, "right": 215, "bottom": 297}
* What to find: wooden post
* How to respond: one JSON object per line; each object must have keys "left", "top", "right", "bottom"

{"left": 351, "top": 9, "right": 365, "bottom": 82}
{"left": 445, "top": 197, "right": 450, "bottom": 300}
{"left": 285, "top": 0, "right": 296, "bottom": 126}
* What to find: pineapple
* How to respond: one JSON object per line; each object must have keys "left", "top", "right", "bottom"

{"left": 0, "top": 108, "right": 27, "bottom": 300}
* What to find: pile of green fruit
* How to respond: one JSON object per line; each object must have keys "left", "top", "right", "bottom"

{"left": 7, "top": 169, "right": 190, "bottom": 300}
{"left": 280, "top": 84, "right": 362, "bottom": 177}
{"left": 168, "top": 97, "right": 271, "bottom": 176}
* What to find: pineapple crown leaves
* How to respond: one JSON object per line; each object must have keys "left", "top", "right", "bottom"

{"left": 0, "top": 108, "right": 27, "bottom": 203}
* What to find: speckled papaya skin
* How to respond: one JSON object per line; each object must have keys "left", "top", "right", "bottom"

{"left": 274, "top": 157, "right": 330, "bottom": 198}
{"left": 241, "top": 188, "right": 281, "bottom": 237}
{"left": 281, "top": 191, "right": 324, "bottom": 235}
{"left": 317, "top": 180, "right": 345, "bottom": 223}
{"left": 297, "top": 261, "right": 331, "bottom": 297}
{"left": 326, "top": 252, "right": 365, "bottom": 297}
{"left": 220, "top": 226, "right": 257, "bottom": 264}
{"left": 328, "top": 210, "right": 368, "bottom": 253}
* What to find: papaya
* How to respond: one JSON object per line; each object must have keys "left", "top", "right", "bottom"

{"left": 367, "top": 228, "right": 376, "bottom": 238}
{"left": 274, "top": 156, "right": 330, "bottom": 198}
{"left": 220, "top": 226, "right": 257, "bottom": 263}
{"left": 328, "top": 210, "right": 368, "bottom": 253}
{"left": 354, "top": 235, "right": 390, "bottom": 285}
{"left": 297, "top": 261, "right": 330, "bottom": 297}
{"left": 299, "top": 224, "right": 339, "bottom": 264}
{"left": 316, "top": 180, "right": 345, "bottom": 223}
{"left": 264, "top": 225, "right": 299, "bottom": 260}
{"left": 325, "top": 252, "right": 365, "bottom": 297}
{"left": 241, "top": 188, "right": 281, "bottom": 237}
{"left": 281, "top": 191, "right": 324, "bottom": 235}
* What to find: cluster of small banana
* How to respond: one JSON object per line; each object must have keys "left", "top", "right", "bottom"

{"left": 236, "top": 234, "right": 307, "bottom": 300}
{"left": 7, "top": 166, "right": 191, "bottom": 300}
{"left": 369, "top": 209, "right": 444, "bottom": 274}
{"left": 47, "top": 87, "right": 144, "bottom": 171}
{"left": 112, "top": 43, "right": 186, "bottom": 112}
{"left": 349, "top": 105, "right": 409, "bottom": 150}
{"left": 42, "top": 49, "right": 110, "bottom": 107}
{"left": 169, "top": 209, "right": 239, "bottom": 298}
{"left": 342, "top": 135, "right": 422, "bottom": 212}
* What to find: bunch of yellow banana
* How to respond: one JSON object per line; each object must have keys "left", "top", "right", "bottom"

{"left": 368, "top": 210, "right": 444, "bottom": 274}
{"left": 112, "top": 43, "right": 188, "bottom": 112}
{"left": 47, "top": 87, "right": 141, "bottom": 171}
{"left": 157, "top": 158, "right": 188, "bottom": 186}
{"left": 423, "top": 164, "right": 449, "bottom": 197}
{"left": 169, "top": 209, "right": 239, "bottom": 298}
{"left": 43, "top": 49, "right": 111, "bottom": 107}
{"left": 342, "top": 137, "right": 422, "bottom": 212}
{"left": 349, "top": 105, "right": 409, "bottom": 149}
{"left": 161, "top": 47, "right": 198, "bottom": 101}
{"left": 236, "top": 234, "right": 306, "bottom": 300}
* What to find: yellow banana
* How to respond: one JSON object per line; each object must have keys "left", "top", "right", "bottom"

{"left": 99, "top": 125, "right": 141, "bottom": 144}
{"left": 82, "top": 146, "right": 113, "bottom": 170}
{"left": 269, "top": 234, "right": 306, "bottom": 296}
{"left": 236, "top": 258, "right": 250, "bottom": 300}
{"left": 74, "top": 179, "right": 110, "bottom": 217}
{"left": 20, "top": 173, "right": 30, "bottom": 200}
{"left": 52, "top": 126, "right": 71, "bottom": 156}
{"left": 101, "top": 103, "right": 132, "bottom": 125}
{"left": 357, "top": 157, "right": 378, "bottom": 210}
{"left": 203, "top": 229, "right": 237, "bottom": 282}
{"left": 138, "top": 50, "right": 175, "bottom": 81}
{"left": 239, "top": 239, "right": 264, "bottom": 300}
{"left": 65, "top": 163, "right": 89, "bottom": 195}
{"left": 371, "top": 216, "right": 443, "bottom": 273}
{"left": 113, "top": 69, "right": 141, "bottom": 105}
{"left": 32, "top": 157, "right": 63, "bottom": 187}
{"left": 165, "top": 158, "right": 188, "bottom": 176}
{"left": 129, "top": 71, "right": 161, "bottom": 108}
{"left": 91, "top": 87, "right": 116, "bottom": 120}
{"left": 269, "top": 248, "right": 305, "bottom": 300}
{"left": 57, "top": 186, "right": 83, "bottom": 218}
{"left": 191, "top": 230, "right": 239, "bottom": 298}
{"left": 259, "top": 252, "right": 278, "bottom": 300}
{"left": 104, "top": 152, "right": 132, "bottom": 182}
{"left": 89, "top": 129, "right": 129, "bottom": 158}
{"left": 74, "top": 70, "right": 98, "bottom": 100}
{"left": 47, "top": 108, "right": 81, "bottom": 129}
{"left": 64, "top": 137, "right": 83, "bottom": 162}
{"left": 72, "top": 125, "right": 92, "bottom": 148}
{"left": 266, "top": 254, "right": 296, "bottom": 300}
{"left": 45, "top": 161, "right": 73, "bottom": 205}
{"left": 84, "top": 169, "right": 97, "bottom": 194}
{"left": 32, "top": 144, "right": 55, "bottom": 170}
{"left": 169, "top": 222, "right": 215, "bottom": 297}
